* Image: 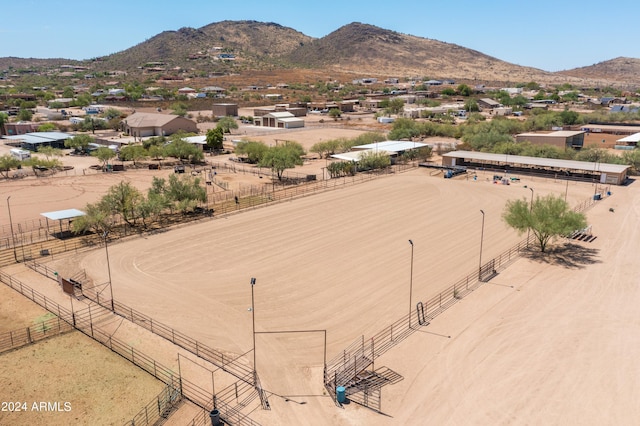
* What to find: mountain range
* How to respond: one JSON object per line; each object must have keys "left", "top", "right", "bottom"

{"left": 2, "top": 21, "right": 639, "bottom": 87}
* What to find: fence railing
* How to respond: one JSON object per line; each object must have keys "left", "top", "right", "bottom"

{"left": 25, "top": 256, "right": 256, "bottom": 387}
{"left": 0, "top": 269, "right": 261, "bottom": 425}
{"left": 0, "top": 314, "right": 74, "bottom": 354}
{"left": 1, "top": 163, "right": 417, "bottom": 254}
{"left": 125, "top": 383, "right": 182, "bottom": 426}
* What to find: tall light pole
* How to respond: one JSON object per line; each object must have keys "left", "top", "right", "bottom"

{"left": 479, "top": 210, "right": 485, "bottom": 280}
{"left": 6, "top": 196, "right": 17, "bottom": 262}
{"left": 103, "top": 231, "right": 114, "bottom": 311}
{"left": 250, "top": 277, "right": 257, "bottom": 385}
{"left": 408, "top": 239, "right": 414, "bottom": 328}
{"left": 527, "top": 187, "right": 534, "bottom": 246}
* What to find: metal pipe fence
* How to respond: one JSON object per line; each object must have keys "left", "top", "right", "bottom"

{"left": 125, "top": 383, "right": 182, "bottom": 426}
{"left": 0, "top": 315, "right": 74, "bottom": 354}
{"left": 1, "top": 163, "right": 416, "bottom": 254}
{"left": 0, "top": 270, "right": 260, "bottom": 425}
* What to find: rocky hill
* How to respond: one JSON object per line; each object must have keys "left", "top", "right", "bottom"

{"left": 285, "top": 22, "right": 555, "bottom": 83}
{"left": 557, "top": 57, "right": 640, "bottom": 88}
{"left": 0, "top": 21, "right": 637, "bottom": 87}
{"left": 95, "top": 20, "right": 313, "bottom": 72}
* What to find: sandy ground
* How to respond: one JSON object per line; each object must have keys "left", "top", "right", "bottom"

{"left": 2, "top": 126, "right": 638, "bottom": 424}
{"left": 0, "top": 284, "right": 50, "bottom": 333}
{"left": 0, "top": 332, "right": 166, "bottom": 426}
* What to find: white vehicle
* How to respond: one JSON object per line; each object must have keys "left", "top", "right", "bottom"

{"left": 10, "top": 148, "right": 31, "bottom": 161}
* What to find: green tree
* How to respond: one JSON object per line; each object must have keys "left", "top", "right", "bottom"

{"left": 235, "top": 140, "right": 268, "bottom": 163}
{"left": 163, "top": 174, "right": 206, "bottom": 212}
{"left": 358, "top": 150, "right": 391, "bottom": 171}
{"left": 65, "top": 134, "right": 93, "bottom": 153}
{"left": 622, "top": 149, "right": 640, "bottom": 175}
{"left": 92, "top": 147, "right": 117, "bottom": 170}
{"left": 73, "top": 93, "right": 92, "bottom": 107}
{"left": 119, "top": 145, "right": 148, "bottom": 166}
{"left": 18, "top": 109, "right": 33, "bottom": 121}
{"left": 216, "top": 116, "right": 238, "bottom": 133}
{"left": 385, "top": 98, "right": 405, "bottom": 115}
{"left": 328, "top": 108, "right": 342, "bottom": 120}
{"left": 503, "top": 194, "right": 587, "bottom": 252}
{"left": 457, "top": 84, "right": 472, "bottom": 96}
{"left": 559, "top": 109, "right": 580, "bottom": 125}
{"left": 103, "top": 108, "right": 123, "bottom": 120}
{"left": 37, "top": 146, "right": 64, "bottom": 160}
{"left": 524, "top": 82, "right": 541, "bottom": 91}
{"left": 24, "top": 157, "right": 62, "bottom": 176}
{"left": 171, "top": 102, "right": 188, "bottom": 117}
{"left": 164, "top": 138, "right": 204, "bottom": 163}
{"left": 48, "top": 101, "right": 65, "bottom": 110}
{"left": 102, "top": 181, "right": 144, "bottom": 226}
{"left": 0, "top": 112, "right": 8, "bottom": 135}
{"left": 0, "top": 154, "right": 21, "bottom": 178}
{"left": 71, "top": 201, "right": 114, "bottom": 235}
{"left": 258, "top": 143, "right": 304, "bottom": 180}
{"left": 464, "top": 99, "right": 479, "bottom": 112}
{"left": 206, "top": 127, "right": 224, "bottom": 151}
{"left": 37, "top": 123, "right": 57, "bottom": 132}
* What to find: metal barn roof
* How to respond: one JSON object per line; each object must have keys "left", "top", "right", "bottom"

{"left": 352, "top": 141, "right": 428, "bottom": 153}
{"left": 443, "top": 151, "right": 629, "bottom": 174}
{"left": 617, "top": 132, "right": 640, "bottom": 143}
{"left": 41, "top": 209, "right": 86, "bottom": 221}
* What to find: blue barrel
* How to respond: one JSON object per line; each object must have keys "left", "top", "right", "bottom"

{"left": 336, "top": 386, "right": 346, "bottom": 403}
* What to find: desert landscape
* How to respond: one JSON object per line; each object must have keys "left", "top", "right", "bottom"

{"left": 1, "top": 122, "right": 636, "bottom": 425}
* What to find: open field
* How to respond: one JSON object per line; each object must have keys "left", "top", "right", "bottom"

{"left": 0, "top": 331, "right": 167, "bottom": 426}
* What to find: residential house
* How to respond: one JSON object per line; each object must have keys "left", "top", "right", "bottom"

{"left": 122, "top": 112, "right": 198, "bottom": 138}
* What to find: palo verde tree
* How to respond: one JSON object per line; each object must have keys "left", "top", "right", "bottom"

{"left": 92, "top": 146, "right": 117, "bottom": 170}
{"left": 160, "top": 174, "right": 206, "bottom": 213}
{"left": 24, "top": 156, "right": 63, "bottom": 176}
{"left": 216, "top": 116, "right": 238, "bottom": 134}
{"left": 502, "top": 194, "right": 587, "bottom": 252}
{"left": 0, "top": 154, "right": 21, "bottom": 178}
{"left": 65, "top": 133, "right": 93, "bottom": 153}
{"left": 235, "top": 140, "right": 268, "bottom": 163}
{"left": 37, "top": 146, "right": 64, "bottom": 161}
{"left": 164, "top": 136, "right": 204, "bottom": 163}
{"left": 118, "top": 144, "right": 148, "bottom": 166}
{"left": 71, "top": 201, "right": 115, "bottom": 236}
{"left": 102, "top": 181, "right": 144, "bottom": 227}
{"left": 258, "top": 141, "right": 305, "bottom": 181}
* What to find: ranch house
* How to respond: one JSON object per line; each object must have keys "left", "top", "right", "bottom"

{"left": 122, "top": 112, "right": 198, "bottom": 138}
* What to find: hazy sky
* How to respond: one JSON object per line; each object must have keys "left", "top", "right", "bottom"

{"left": 2, "top": 0, "right": 638, "bottom": 72}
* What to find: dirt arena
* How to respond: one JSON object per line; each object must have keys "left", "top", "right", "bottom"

{"left": 2, "top": 127, "right": 639, "bottom": 424}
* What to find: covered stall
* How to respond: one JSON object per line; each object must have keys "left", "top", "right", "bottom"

{"left": 41, "top": 209, "right": 86, "bottom": 238}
